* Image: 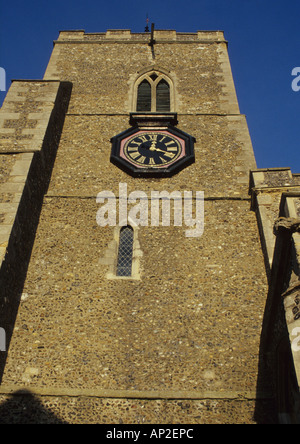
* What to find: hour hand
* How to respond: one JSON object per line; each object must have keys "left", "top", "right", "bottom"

{"left": 148, "top": 141, "right": 165, "bottom": 153}
{"left": 149, "top": 141, "right": 158, "bottom": 151}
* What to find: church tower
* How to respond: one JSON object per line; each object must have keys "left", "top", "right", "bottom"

{"left": 0, "top": 28, "right": 299, "bottom": 424}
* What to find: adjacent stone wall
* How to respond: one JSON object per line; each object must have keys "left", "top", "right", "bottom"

{"left": 0, "top": 80, "right": 72, "bottom": 271}
{"left": 256, "top": 195, "right": 300, "bottom": 423}
{"left": 0, "top": 80, "right": 68, "bottom": 268}
{"left": 0, "top": 81, "right": 64, "bottom": 152}
{"left": 0, "top": 80, "right": 72, "bottom": 377}
{"left": 249, "top": 168, "right": 300, "bottom": 277}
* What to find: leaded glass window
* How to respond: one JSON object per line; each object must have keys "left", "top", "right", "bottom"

{"left": 156, "top": 79, "right": 170, "bottom": 112}
{"left": 137, "top": 80, "right": 151, "bottom": 112}
{"left": 135, "top": 72, "right": 171, "bottom": 112}
{"left": 116, "top": 226, "right": 134, "bottom": 276}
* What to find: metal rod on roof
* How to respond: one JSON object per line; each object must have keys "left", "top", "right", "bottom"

{"left": 145, "top": 14, "right": 150, "bottom": 33}
{"left": 149, "top": 23, "right": 155, "bottom": 47}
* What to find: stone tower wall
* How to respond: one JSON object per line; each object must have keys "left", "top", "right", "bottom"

{"left": 0, "top": 30, "right": 272, "bottom": 424}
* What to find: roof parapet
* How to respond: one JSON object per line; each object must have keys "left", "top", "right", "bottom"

{"left": 56, "top": 29, "right": 226, "bottom": 43}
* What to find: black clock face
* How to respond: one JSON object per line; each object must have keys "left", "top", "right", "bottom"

{"left": 111, "top": 120, "right": 195, "bottom": 178}
{"left": 123, "top": 132, "right": 182, "bottom": 168}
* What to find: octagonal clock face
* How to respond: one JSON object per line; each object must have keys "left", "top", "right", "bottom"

{"left": 122, "top": 131, "right": 183, "bottom": 169}
{"left": 110, "top": 126, "right": 195, "bottom": 177}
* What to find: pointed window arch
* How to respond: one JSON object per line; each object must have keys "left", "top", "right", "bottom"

{"left": 135, "top": 71, "right": 173, "bottom": 112}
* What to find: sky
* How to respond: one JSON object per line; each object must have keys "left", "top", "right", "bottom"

{"left": 0, "top": 0, "right": 299, "bottom": 172}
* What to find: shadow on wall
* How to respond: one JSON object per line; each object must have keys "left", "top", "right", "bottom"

{"left": 254, "top": 218, "right": 300, "bottom": 424}
{"left": 0, "top": 82, "right": 72, "bottom": 383}
{"left": 0, "top": 390, "right": 67, "bottom": 424}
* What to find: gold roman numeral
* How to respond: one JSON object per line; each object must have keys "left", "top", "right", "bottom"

{"left": 162, "top": 152, "right": 175, "bottom": 159}
{"left": 138, "top": 156, "right": 146, "bottom": 163}
{"left": 129, "top": 141, "right": 140, "bottom": 146}
{"left": 165, "top": 141, "right": 177, "bottom": 146}
{"left": 147, "top": 134, "right": 158, "bottom": 142}
{"left": 138, "top": 135, "right": 148, "bottom": 143}
{"left": 167, "top": 147, "right": 178, "bottom": 152}
{"left": 130, "top": 151, "right": 142, "bottom": 160}
{"left": 127, "top": 147, "right": 139, "bottom": 153}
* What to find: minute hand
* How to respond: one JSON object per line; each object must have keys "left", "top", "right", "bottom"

{"left": 152, "top": 147, "right": 167, "bottom": 153}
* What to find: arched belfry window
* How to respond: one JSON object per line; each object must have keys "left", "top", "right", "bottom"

{"left": 116, "top": 226, "right": 134, "bottom": 277}
{"left": 156, "top": 79, "right": 171, "bottom": 112}
{"left": 137, "top": 80, "right": 152, "bottom": 112}
{"left": 135, "top": 71, "right": 173, "bottom": 112}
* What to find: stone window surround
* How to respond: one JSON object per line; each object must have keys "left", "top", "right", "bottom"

{"left": 130, "top": 67, "right": 176, "bottom": 113}
{"left": 99, "top": 222, "right": 142, "bottom": 280}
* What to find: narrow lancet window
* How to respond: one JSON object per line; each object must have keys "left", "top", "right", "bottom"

{"left": 136, "top": 79, "right": 151, "bottom": 112}
{"left": 156, "top": 79, "right": 170, "bottom": 112}
{"left": 116, "top": 226, "right": 134, "bottom": 276}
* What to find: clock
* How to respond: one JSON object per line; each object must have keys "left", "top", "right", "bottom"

{"left": 110, "top": 114, "right": 195, "bottom": 177}
{"left": 123, "top": 132, "right": 182, "bottom": 168}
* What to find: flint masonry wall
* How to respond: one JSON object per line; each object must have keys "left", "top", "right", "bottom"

{"left": 0, "top": 30, "right": 273, "bottom": 424}
{"left": 0, "top": 80, "right": 72, "bottom": 376}
{"left": 0, "top": 80, "right": 66, "bottom": 264}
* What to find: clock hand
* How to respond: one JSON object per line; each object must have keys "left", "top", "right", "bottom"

{"left": 148, "top": 141, "right": 166, "bottom": 153}
{"left": 149, "top": 141, "right": 158, "bottom": 151}
{"left": 153, "top": 148, "right": 166, "bottom": 153}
